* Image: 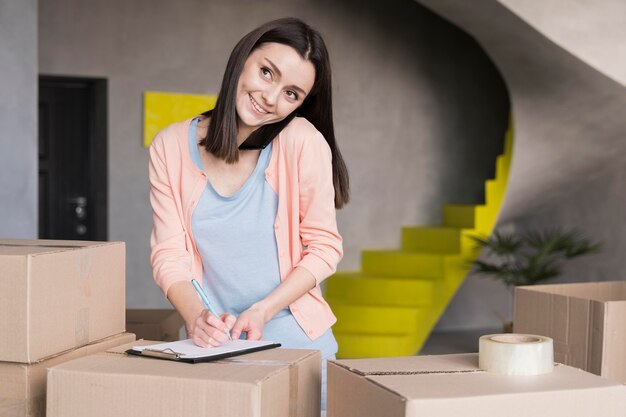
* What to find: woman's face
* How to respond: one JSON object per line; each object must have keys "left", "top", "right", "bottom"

{"left": 236, "top": 42, "right": 315, "bottom": 135}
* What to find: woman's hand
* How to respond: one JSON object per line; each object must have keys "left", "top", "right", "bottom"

{"left": 227, "top": 268, "right": 317, "bottom": 341}
{"left": 230, "top": 305, "right": 268, "bottom": 341}
{"left": 190, "top": 310, "right": 236, "bottom": 348}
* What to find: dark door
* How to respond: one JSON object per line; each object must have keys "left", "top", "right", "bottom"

{"left": 38, "top": 76, "right": 107, "bottom": 240}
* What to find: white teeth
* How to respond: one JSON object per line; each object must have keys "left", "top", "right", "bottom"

{"left": 250, "top": 95, "right": 268, "bottom": 114}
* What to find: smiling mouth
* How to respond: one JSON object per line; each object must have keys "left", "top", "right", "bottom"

{"left": 249, "top": 95, "right": 269, "bottom": 114}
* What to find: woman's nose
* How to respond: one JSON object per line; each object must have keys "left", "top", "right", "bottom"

{"left": 261, "top": 86, "right": 279, "bottom": 106}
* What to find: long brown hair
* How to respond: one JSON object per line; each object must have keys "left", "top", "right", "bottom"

{"left": 200, "top": 17, "right": 350, "bottom": 208}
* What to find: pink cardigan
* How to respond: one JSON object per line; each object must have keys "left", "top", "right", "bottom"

{"left": 148, "top": 116, "right": 342, "bottom": 340}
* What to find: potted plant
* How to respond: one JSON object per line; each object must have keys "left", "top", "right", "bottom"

{"left": 470, "top": 227, "right": 601, "bottom": 332}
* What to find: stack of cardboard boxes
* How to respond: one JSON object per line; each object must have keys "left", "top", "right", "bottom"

{"left": 5, "top": 239, "right": 624, "bottom": 416}
{"left": 0, "top": 239, "right": 135, "bottom": 416}
{"left": 0, "top": 240, "right": 322, "bottom": 417}
{"left": 325, "top": 280, "right": 626, "bottom": 416}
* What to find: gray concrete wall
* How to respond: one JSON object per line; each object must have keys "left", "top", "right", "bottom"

{"left": 0, "top": 0, "right": 38, "bottom": 238}
{"left": 499, "top": 0, "right": 626, "bottom": 88}
{"left": 37, "top": 0, "right": 509, "bottom": 313}
{"left": 419, "top": 0, "right": 626, "bottom": 330}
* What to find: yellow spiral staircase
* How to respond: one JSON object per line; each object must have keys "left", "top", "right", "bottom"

{"left": 326, "top": 124, "right": 513, "bottom": 358}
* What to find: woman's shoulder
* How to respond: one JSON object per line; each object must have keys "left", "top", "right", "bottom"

{"left": 282, "top": 116, "right": 318, "bottom": 137}
{"left": 279, "top": 116, "right": 327, "bottom": 150}
{"left": 150, "top": 118, "right": 192, "bottom": 151}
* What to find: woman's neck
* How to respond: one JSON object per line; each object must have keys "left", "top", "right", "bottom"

{"left": 236, "top": 123, "right": 259, "bottom": 147}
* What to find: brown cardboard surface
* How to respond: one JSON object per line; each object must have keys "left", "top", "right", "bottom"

{"left": 519, "top": 281, "right": 626, "bottom": 301}
{"left": 514, "top": 281, "right": 626, "bottom": 383}
{"left": 125, "top": 309, "right": 184, "bottom": 341}
{"left": 0, "top": 239, "right": 126, "bottom": 363}
{"left": 47, "top": 341, "right": 321, "bottom": 417}
{"left": 327, "top": 353, "right": 626, "bottom": 417}
{"left": 0, "top": 332, "right": 135, "bottom": 417}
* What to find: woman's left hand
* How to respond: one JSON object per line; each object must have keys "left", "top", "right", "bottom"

{"left": 230, "top": 305, "right": 267, "bottom": 340}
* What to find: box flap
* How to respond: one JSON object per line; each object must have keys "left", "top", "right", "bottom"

{"left": 333, "top": 353, "right": 480, "bottom": 375}
{"left": 515, "top": 281, "right": 626, "bottom": 382}
{"left": 0, "top": 239, "right": 121, "bottom": 256}
{"left": 602, "top": 302, "right": 626, "bottom": 382}
{"left": 518, "top": 281, "right": 626, "bottom": 303}
{"left": 0, "top": 245, "right": 72, "bottom": 256}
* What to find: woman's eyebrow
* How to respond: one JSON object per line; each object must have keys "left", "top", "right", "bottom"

{"left": 264, "top": 57, "right": 307, "bottom": 95}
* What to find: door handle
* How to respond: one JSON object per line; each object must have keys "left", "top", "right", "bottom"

{"left": 67, "top": 196, "right": 88, "bottom": 221}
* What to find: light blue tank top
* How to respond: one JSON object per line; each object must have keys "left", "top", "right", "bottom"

{"left": 189, "top": 118, "right": 337, "bottom": 357}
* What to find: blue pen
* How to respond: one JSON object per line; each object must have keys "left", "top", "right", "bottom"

{"left": 191, "top": 279, "right": 232, "bottom": 340}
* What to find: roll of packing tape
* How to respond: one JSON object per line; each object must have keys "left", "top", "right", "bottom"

{"left": 479, "top": 334, "right": 554, "bottom": 376}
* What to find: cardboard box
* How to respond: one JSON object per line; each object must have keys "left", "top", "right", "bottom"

{"left": 0, "top": 239, "right": 126, "bottom": 363}
{"left": 514, "top": 281, "right": 626, "bottom": 383}
{"left": 47, "top": 340, "right": 321, "bottom": 417}
{"left": 327, "top": 353, "right": 626, "bottom": 417}
{"left": 126, "top": 309, "right": 184, "bottom": 341}
{"left": 0, "top": 332, "right": 135, "bottom": 417}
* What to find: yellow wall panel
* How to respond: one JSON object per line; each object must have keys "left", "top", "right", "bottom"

{"left": 143, "top": 91, "right": 217, "bottom": 147}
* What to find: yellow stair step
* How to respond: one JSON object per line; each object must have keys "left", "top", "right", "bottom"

{"left": 328, "top": 302, "right": 429, "bottom": 335}
{"left": 443, "top": 204, "right": 476, "bottom": 229}
{"left": 361, "top": 250, "right": 446, "bottom": 279}
{"left": 325, "top": 272, "right": 436, "bottom": 306}
{"left": 401, "top": 226, "right": 461, "bottom": 254}
{"left": 401, "top": 226, "right": 477, "bottom": 258}
{"left": 361, "top": 250, "right": 472, "bottom": 281}
{"left": 334, "top": 332, "right": 427, "bottom": 358}
{"left": 443, "top": 204, "right": 495, "bottom": 236}
{"left": 474, "top": 205, "right": 497, "bottom": 235}
{"left": 495, "top": 154, "right": 510, "bottom": 180}
{"left": 485, "top": 178, "right": 506, "bottom": 208}
{"left": 443, "top": 255, "right": 471, "bottom": 287}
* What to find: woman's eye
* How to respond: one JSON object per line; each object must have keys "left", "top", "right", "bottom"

{"left": 286, "top": 90, "right": 298, "bottom": 100}
{"left": 260, "top": 67, "right": 272, "bottom": 79}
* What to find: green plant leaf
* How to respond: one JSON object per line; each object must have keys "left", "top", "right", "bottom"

{"left": 470, "top": 231, "right": 522, "bottom": 256}
{"left": 520, "top": 258, "right": 560, "bottom": 285}
{"left": 470, "top": 226, "right": 601, "bottom": 288}
{"left": 472, "top": 260, "right": 524, "bottom": 288}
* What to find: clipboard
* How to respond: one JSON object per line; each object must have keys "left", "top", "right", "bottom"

{"left": 126, "top": 339, "right": 281, "bottom": 364}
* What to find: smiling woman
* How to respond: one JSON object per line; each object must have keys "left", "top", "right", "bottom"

{"left": 147, "top": 17, "right": 349, "bottom": 411}
{"left": 236, "top": 43, "right": 316, "bottom": 136}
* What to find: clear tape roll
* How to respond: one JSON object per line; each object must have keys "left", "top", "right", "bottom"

{"left": 479, "top": 333, "right": 554, "bottom": 376}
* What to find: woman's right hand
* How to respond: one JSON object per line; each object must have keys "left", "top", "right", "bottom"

{"left": 189, "top": 310, "right": 236, "bottom": 348}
